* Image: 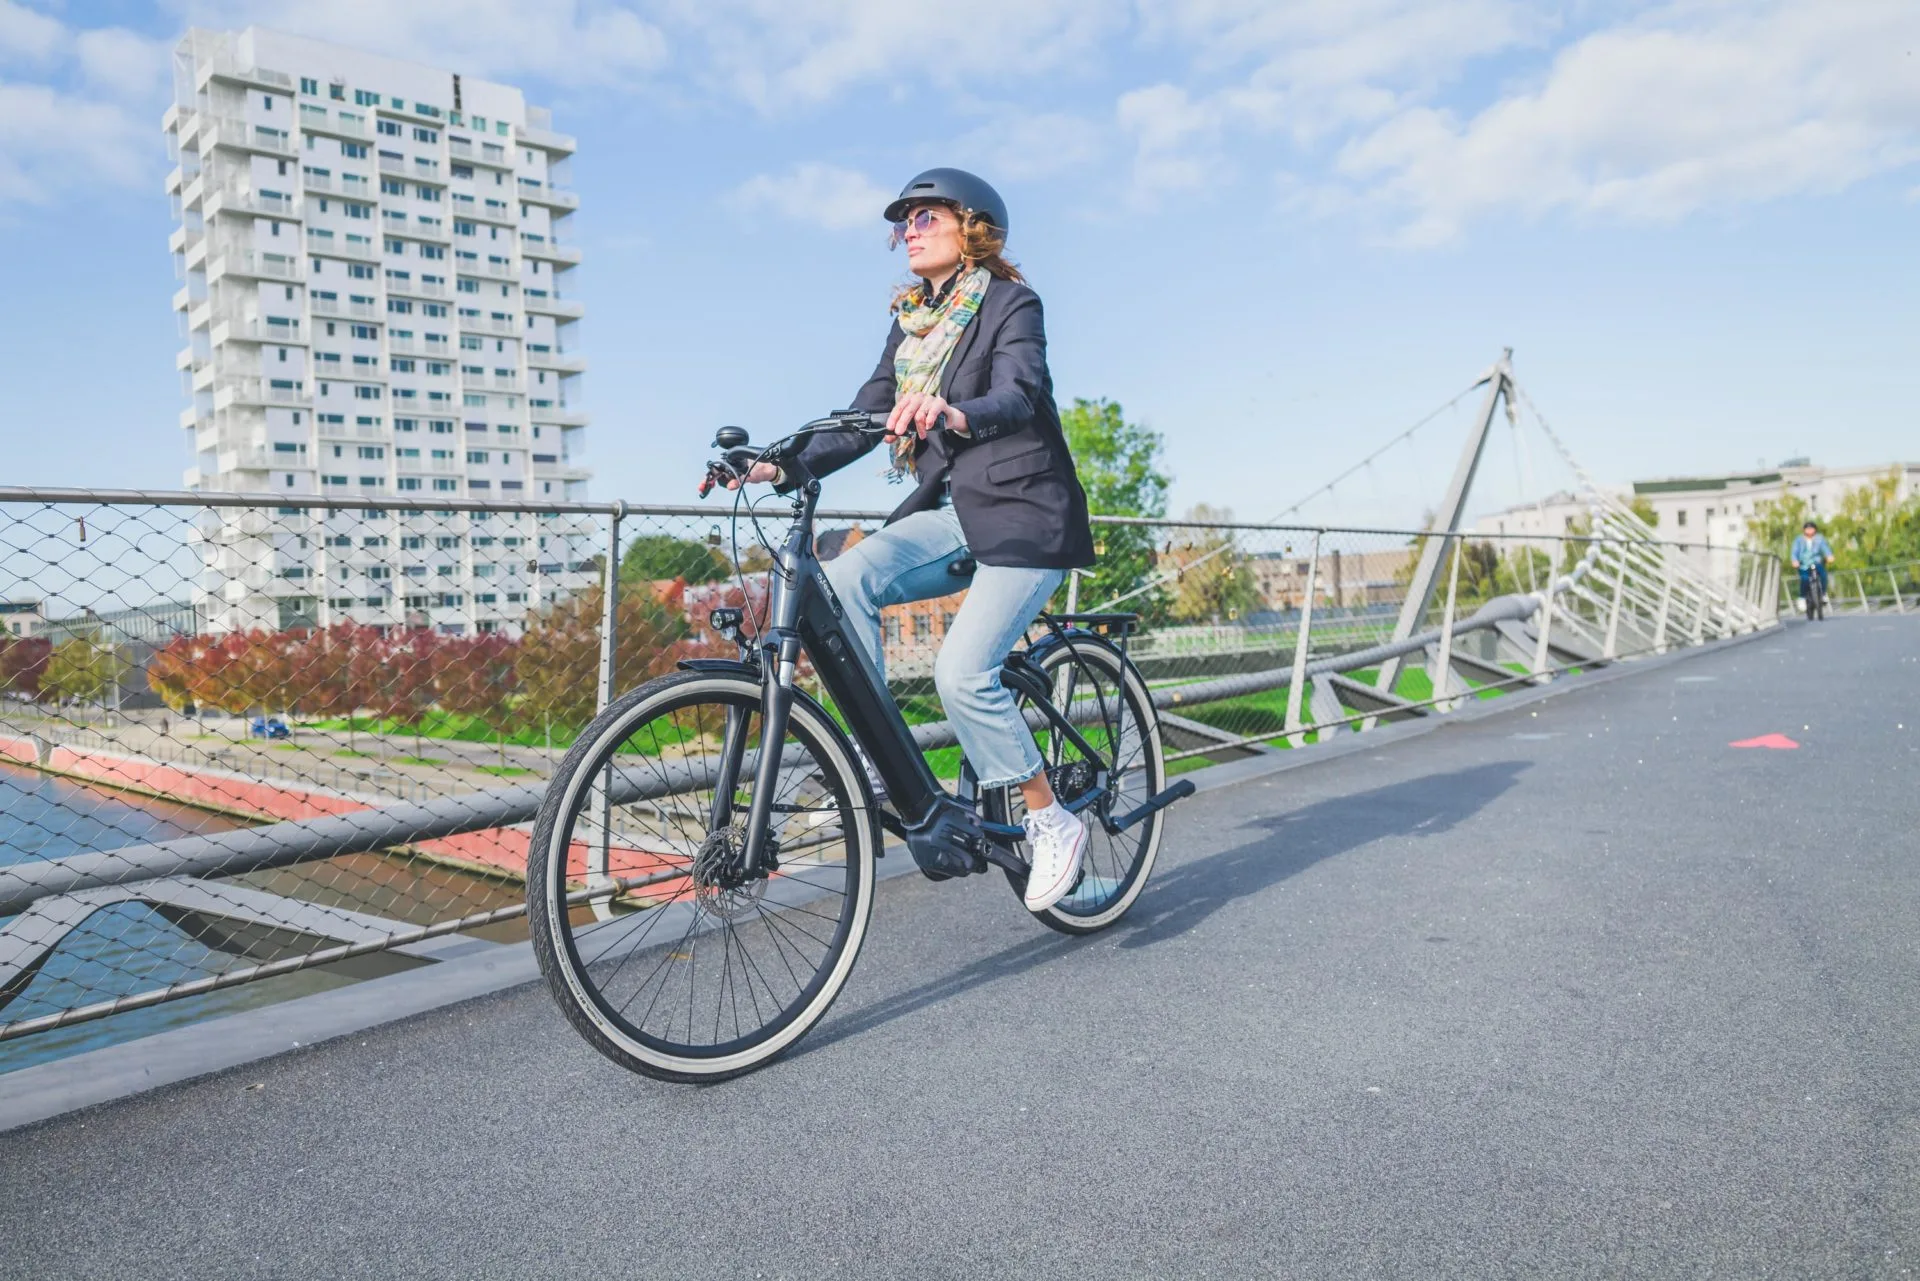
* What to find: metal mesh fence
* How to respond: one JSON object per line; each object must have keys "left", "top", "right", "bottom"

{"left": 0, "top": 488, "right": 1779, "bottom": 1049}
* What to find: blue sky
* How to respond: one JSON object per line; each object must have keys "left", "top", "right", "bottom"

{"left": 2, "top": 0, "right": 1915, "bottom": 527}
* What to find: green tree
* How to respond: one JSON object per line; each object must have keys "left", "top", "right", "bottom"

{"left": 1058, "top": 398, "right": 1172, "bottom": 618}
{"left": 1749, "top": 470, "right": 1920, "bottom": 568}
{"left": 620, "top": 532, "right": 729, "bottom": 585}
{"left": 1165, "top": 504, "right": 1262, "bottom": 623}
{"left": 40, "top": 631, "right": 129, "bottom": 706}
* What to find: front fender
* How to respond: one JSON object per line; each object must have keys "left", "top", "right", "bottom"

{"left": 676, "top": 656, "right": 761, "bottom": 679}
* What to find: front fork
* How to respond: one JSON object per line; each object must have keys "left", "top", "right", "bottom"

{"left": 735, "top": 629, "right": 802, "bottom": 879}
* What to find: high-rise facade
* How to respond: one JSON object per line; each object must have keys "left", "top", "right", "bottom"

{"left": 164, "top": 27, "right": 592, "bottom": 634}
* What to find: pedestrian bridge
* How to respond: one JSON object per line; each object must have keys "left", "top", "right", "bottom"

{"left": 2, "top": 613, "right": 1912, "bottom": 1278}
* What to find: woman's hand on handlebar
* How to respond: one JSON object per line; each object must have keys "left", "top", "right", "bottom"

{"left": 886, "top": 393, "right": 968, "bottom": 442}
{"left": 696, "top": 458, "right": 779, "bottom": 497}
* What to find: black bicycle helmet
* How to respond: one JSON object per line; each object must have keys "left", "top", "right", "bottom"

{"left": 883, "top": 168, "right": 1008, "bottom": 235}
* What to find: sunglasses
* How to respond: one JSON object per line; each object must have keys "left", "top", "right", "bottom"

{"left": 888, "top": 206, "right": 950, "bottom": 250}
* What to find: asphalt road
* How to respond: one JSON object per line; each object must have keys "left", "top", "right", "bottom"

{"left": 4, "top": 616, "right": 1917, "bottom": 1280}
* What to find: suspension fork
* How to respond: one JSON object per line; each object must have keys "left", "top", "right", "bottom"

{"left": 738, "top": 629, "right": 802, "bottom": 877}
{"left": 707, "top": 705, "right": 750, "bottom": 831}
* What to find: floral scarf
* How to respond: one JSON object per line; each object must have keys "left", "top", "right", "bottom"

{"left": 887, "top": 265, "right": 990, "bottom": 477}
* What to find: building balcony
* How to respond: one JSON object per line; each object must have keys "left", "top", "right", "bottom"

{"left": 165, "top": 165, "right": 185, "bottom": 196}
{"left": 198, "top": 56, "right": 294, "bottom": 93}
{"left": 218, "top": 446, "right": 281, "bottom": 473}
{"left": 386, "top": 276, "right": 451, "bottom": 301}
{"left": 201, "top": 116, "right": 296, "bottom": 158}
{"left": 205, "top": 186, "right": 301, "bottom": 220}
{"left": 215, "top": 377, "right": 309, "bottom": 409}
{"left": 300, "top": 110, "right": 370, "bottom": 142}
{"left": 317, "top": 419, "right": 389, "bottom": 440}
{"left": 310, "top": 295, "right": 381, "bottom": 320}
{"left": 305, "top": 233, "right": 380, "bottom": 262}
{"left": 521, "top": 237, "right": 583, "bottom": 266}
{"left": 457, "top": 258, "right": 515, "bottom": 280}
{"left": 459, "top": 313, "right": 518, "bottom": 336}
{"left": 449, "top": 137, "right": 514, "bottom": 169}
{"left": 530, "top": 404, "right": 590, "bottom": 428}
{"left": 213, "top": 317, "right": 306, "bottom": 347}
{"left": 532, "top": 460, "right": 592, "bottom": 482}
{"left": 525, "top": 293, "right": 585, "bottom": 320}
{"left": 517, "top": 124, "right": 578, "bottom": 156}
{"left": 208, "top": 248, "right": 303, "bottom": 284}
{"left": 462, "top": 370, "right": 522, "bottom": 392}
{"left": 516, "top": 182, "right": 580, "bottom": 211}
{"left": 528, "top": 350, "right": 588, "bottom": 375}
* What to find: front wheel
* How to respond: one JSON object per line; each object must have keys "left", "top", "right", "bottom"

{"left": 527, "top": 671, "right": 879, "bottom": 1082}
{"left": 984, "top": 637, "right": 1168, "bottom": 935}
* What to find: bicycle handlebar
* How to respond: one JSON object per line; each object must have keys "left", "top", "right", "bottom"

{"left": 697, "top": 409, "right": 940, "bottom": 497}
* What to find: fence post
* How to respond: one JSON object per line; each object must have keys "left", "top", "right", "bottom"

{"left": 1602, "top": 549, "right": 1625, "bottom": 660}
{"left": 1854, "top": 570, "right": 1869, "bottom": 615}
{"left": 1283, "top": 533, "right": 1321, "bottom": 747}
{"left": 1530, "top": 577, "right": 1555, "bottom": 680}
{"left": 1689, "top": 582, "right": 1707, "bottom": 646}
{"left": 590, "top": 503, "right": 625, "bottom": 913}
{"left": 1652, "top": 571, "right": 1674, "bottom": 655}
{"left": 1891, "top": 569, "right": 1906, "bottom": 615}
{"left": 1432, "top": 534, "right": 1462, "bottom": 711}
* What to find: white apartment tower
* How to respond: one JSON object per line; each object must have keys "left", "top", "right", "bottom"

{"left": 165, "top": 27, "right": 593, "bottom": 634}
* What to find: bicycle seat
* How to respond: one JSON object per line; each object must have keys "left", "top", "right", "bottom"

{"left": 947, "top": 555, "right": 976, "bottom": 578}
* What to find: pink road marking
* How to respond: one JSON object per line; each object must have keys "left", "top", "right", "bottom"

{"left": 1730, "top": 733, "right": 1800, "bottom": 750}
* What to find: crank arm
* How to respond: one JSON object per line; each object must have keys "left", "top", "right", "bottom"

{"left": 1103, "top": 779, "right": 1196, "bottom": 834}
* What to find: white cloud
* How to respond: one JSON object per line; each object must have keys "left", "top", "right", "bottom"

{"left": 0, "top": 80, "right": 150, "bottom": 205}
{"left": 0, "top": 1, "right": 65, "bottom": 65}
{"left": 0, "top": 7, "right": 167, "bottom": 209}
{"left": 174, "top": 0, "right": 667, "bottom": 85}
{"left": 74, "top": 28, "right": 174, "bottom": 101}
{"left": 726, "top": 161, "right": 893, "bottom": 232}
{"left": 1117, "top": 84, "right": 1229, "bottom": 201}
{"left": 657, "top": 0, "right": 1123, "bottom": 110}
{"left": 1335, "top": 0, "right": 1920, "bottom": 244}
{"left": 949, "top": 111, "right": 1104, "bottom": 182}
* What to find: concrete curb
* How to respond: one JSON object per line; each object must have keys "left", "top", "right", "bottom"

{"left": 0, "top": 624, "right": 1783, "bottom": 1133}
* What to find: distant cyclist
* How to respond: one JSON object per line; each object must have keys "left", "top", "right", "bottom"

{"left": 1791, "top": 520, "right": 1833, "bottom": 613}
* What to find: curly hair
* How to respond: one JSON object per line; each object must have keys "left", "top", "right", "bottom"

{"left": 891, "top": 206, "right": 1024, "bottom": 312}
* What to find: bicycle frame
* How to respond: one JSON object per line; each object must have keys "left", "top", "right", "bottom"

{"left": 698, "top": 419, "right": 1186, "bottom": 884}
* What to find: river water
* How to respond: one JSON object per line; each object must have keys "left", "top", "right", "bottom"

{"left": 0, "top": 764, "right": 449, "bottom": 1074}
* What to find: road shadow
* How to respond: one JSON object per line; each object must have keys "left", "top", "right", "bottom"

{"left": 794, "top": 760, "right": 1527, "bottom": 1059}
{"left": 1115, "top": 758, "right": 1527, "bottom": 949}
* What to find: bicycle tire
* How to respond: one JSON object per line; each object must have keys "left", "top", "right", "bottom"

{"left": 984, "top": 636, "right": 1167, "bottom": 936}
{"left": 527, "top": 670, "right": 879, "bottom": 1082}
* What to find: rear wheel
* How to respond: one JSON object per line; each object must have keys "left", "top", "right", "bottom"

{"left": 527, "top": 671, "right": 878, "bottom": 1082}
{"left": 984, "top": 637, "right": 1166, "bottom": 935}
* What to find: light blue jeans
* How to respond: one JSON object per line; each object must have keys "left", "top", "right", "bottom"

{"left": 824, "top": 506, "right": 1063, "bottom": 788}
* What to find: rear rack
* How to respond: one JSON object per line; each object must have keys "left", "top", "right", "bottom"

{"left": 1044, "top": 611, "right": 1141, "bottom": 637}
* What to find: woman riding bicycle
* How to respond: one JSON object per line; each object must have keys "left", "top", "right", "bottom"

{"left": 732, "top": 168, "right": 1096, "bottom": 912}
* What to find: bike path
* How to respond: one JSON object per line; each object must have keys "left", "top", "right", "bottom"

{"left": 3, "top": 617, "right": 1917, "bottom": 1279}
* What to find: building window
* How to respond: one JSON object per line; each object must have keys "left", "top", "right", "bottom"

{"left": 1676, "top": 510, "right": 1688, "bottom": 527}
{"left": 300, "top": 77, "right": 319, "bottom": 95}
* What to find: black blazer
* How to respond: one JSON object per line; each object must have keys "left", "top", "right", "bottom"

{"left": 792, "top": 276, "right": 1095, "bottom": 569}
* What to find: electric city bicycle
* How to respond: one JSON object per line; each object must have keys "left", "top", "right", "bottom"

{"left": 526, "top": 412, "right": 1193, "bottom": 1081}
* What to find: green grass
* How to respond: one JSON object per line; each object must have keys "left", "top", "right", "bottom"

{"left": 331, "top": 748, "right": 371, "bottom": 759}
{"left": 393, "top": 754, "right": 447, "bottom": 766}
{"left": 308, "top": 711, "right": 583, "bottom": 750}
{"left": 475, "top": 764, "right": 534, "bottom": 777}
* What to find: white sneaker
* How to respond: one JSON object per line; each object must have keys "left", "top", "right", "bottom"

{"left": 1022, "top": 802, "right": 1087, "bottom": 913}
